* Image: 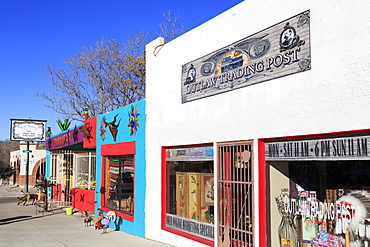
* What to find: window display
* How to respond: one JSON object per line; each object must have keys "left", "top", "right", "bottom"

{"left": 74, "top": 153, "right": 96, "bottom": 189}
{"left": 165, "top": 145, "right": 214, "bottom": 240}
{"left": 168, "top": 166, "right": 214, "bottom": 223}
{"left": 266, "top": 135, "right": 370, "bottom": 247}
{"left": 104, "top": 155, "right": 134, "bottom": 215}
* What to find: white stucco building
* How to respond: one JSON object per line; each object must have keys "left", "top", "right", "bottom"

{"left": 145, "top": 1, "right": 370, "bottom": 246}
{"left": 10, "top": 142, "right": 46, "bottom": 187}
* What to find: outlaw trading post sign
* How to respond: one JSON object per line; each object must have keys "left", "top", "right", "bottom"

{"left": 181, "top": 10, "right": 311, "bottom": 103}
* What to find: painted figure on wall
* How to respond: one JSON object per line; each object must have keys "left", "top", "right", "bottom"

{"left": 80, "top": 123, "right": 93, "bottom": 143}
{"left": 128, "top": 104, "right": 140, "bottom": 137}
{"left": 100, "top": 117, "right": 107, "bottom": 140}
{"left": 102, "top": 114, "right": 121, "bottom": 141}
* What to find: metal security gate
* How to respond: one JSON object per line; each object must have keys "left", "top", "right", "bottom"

{"left": 218, "top": 141, "right": 253, "bottom": 247}
{"left": 50, "top": 151, "right": 74, "bottom": 208}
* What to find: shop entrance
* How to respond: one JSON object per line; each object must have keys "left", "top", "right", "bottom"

{"left": 49, "top": 150, "right": 96, "bottom": 209}
{"left": 217, "top": 141, "right": 254, "bottom": 247}
{"left": 50, "top": 151, "right": 74, "bottom": 207}
{"left": 264, "top": 133, "right": 370, "bottom": 247}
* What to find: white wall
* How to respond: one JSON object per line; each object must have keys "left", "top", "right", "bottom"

{"left": 19, "top": 143, "right": 45, "bottom": 176}
{"left": 10, "top": 143, "right": 45, "bottom": 177}
{"left": 145, "top": 1, "right": 370, "bottom": 246}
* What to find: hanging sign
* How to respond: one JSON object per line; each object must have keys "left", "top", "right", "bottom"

{"left": 181, "top": 10, "right": 310, "bottom": 103}
{"left": 10, "top": 119, "right": 47, "bottom": 141}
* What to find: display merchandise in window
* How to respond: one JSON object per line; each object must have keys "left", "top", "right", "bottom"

{"left": 75, "top": 153, "right": 96, "bottom": 189}
{"left": 270, "top": 160, "right": 370, "bottom": 247}
{"left": 105, "top": 155, "right": 134, "bottom": 215}
{"left": 165, "top": 145, "right": 214, "bottom": 240}
{"left": 167, "top": 161, "right": 214, "bottom": 224}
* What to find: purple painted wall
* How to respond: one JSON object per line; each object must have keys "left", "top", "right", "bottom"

{"left": 46, "top": 125, "right": 84, "bottom": 150}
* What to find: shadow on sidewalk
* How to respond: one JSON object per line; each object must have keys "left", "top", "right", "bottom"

{"left": 0, "top": 215, "right": 32, "bottom": 222}
{"left": 0, "top": 213, "right": 56, "bottom": 226}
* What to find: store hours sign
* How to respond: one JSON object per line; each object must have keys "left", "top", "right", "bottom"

{"left": 265, "top": 135, "right": 370, "bottom": 161}
{"left": 181, "top": 10, "right": 311, "bottom": 103}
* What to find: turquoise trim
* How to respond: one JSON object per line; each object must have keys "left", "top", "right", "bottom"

{"left": 95, "top": 100, "right": 146, "bottom": 237}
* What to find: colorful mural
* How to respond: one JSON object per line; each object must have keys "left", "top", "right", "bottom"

{"left": 128, "top": 104, "right": 140, "bottom": 137}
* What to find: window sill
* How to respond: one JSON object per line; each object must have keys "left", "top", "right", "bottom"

{"left": 162, "top": 226, "right": 214, "bottom": 246}
{"left": 100, "top": 207, "right": 134, "bottom": 222}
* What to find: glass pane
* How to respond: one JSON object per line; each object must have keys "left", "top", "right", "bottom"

{"left": 75, "top": 155, "right": 90, "bottom": 189}
{"left": 166, "top": 160, "right": 214, "bottom": 224}
{"left": 90, "top": 156, "right": 96, "bottom": 182}
{"left": 73, "top": 153, "right": 96, "bottom": 189}
{"left": 105, "top": 155, "right": 134, "bottom": 215}
{"left": 270, "top": 160, "right": 370, "bottom": 247}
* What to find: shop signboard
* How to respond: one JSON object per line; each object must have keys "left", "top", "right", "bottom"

{"left": 265, "top": 134, "right": 370, "bottom": 161}
{"left": 166, "top": 146, "right": 214, "bottom": 161}
{"left": 10, "top": 119, "right": 47, "bottom": 141}
{"left": 46, "top": 125, "right": 84, "bottom": 150}
{"left": 166, "top": 214, "right": 214, "bottom": 240}
{"left": 181, "top": 10, "right": 311, "bottom": 103}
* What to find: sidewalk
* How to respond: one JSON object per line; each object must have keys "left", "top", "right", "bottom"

{"left": 0, "top": 188, "right": 175, "bottom": 247}
{"left": 0, "top": 185, "right": 29, "bottom": 197}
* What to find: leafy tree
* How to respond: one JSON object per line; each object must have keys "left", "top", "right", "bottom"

{"left": 0, "top": 140, "right": 19, "bottom": 168}
{"left": 36, "top": 10, "right": 187, "bottom": 122}
{"left": 0, "top": 167, "right": 15, "bottom": 180}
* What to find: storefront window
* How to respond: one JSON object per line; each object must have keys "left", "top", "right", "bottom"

{"left": 74, "top": 153, "right": 96, "bottom": 189}
{"left": 165, "top": 145, "right": 214, "bottom": 240}
{"left": 266, "top": 135, "right": 370, "bottom": 247}
{"left": 104, "top": 155, "right": 134, "bottom": 215}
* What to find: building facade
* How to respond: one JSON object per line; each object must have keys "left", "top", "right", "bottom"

{"left": 10, "top": 142, "right": 46, "bottom": 186}
{"left": 95, "top": 100, "right": 146, "bottom": 237}
{"left": 145, "top": 1, "right": 370, "bottom": 246}
{"left": 45, "top": 123, "right": 95, "bottom": 209}
{"left": 45, "top": 100, "right": 146, "bottom": 237}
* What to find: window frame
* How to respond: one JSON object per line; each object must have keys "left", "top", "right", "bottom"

{"left": 74, "top": 152, "right": 96, "bottom": 190}
{"left": 161, "top": 143, "right": 214, "bottom": 247}
{"left": 104, "top": 155, "right": 135, "bottom": 215}
{"left": 101, "top": 141, "right": 136, "bottom": 222}
{"left": 258, "top": 128, "right": 370, "bottom": 247}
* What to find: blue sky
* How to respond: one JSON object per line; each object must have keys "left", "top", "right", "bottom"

{"left": 0, "top": 0, "right": 243, "bottom": 140}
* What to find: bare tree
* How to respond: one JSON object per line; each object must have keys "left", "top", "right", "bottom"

{"left": 36, "top": 33, "right": 148, "bottom": 121}
{"left": 157, "top": 10, "right": 188, "bottom": 43}
{"left": 36, "top": 10, "right": 186, "bottom": 123}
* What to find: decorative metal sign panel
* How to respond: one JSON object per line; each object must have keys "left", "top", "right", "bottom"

{"left": 181, "top": 10, "right": 310, "bottom": 103}
{"left": 166, "top": 145, "right": 214, "bottom": 161}
{"left": 265, "top": 135, "right": 370, "bottom": 161}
